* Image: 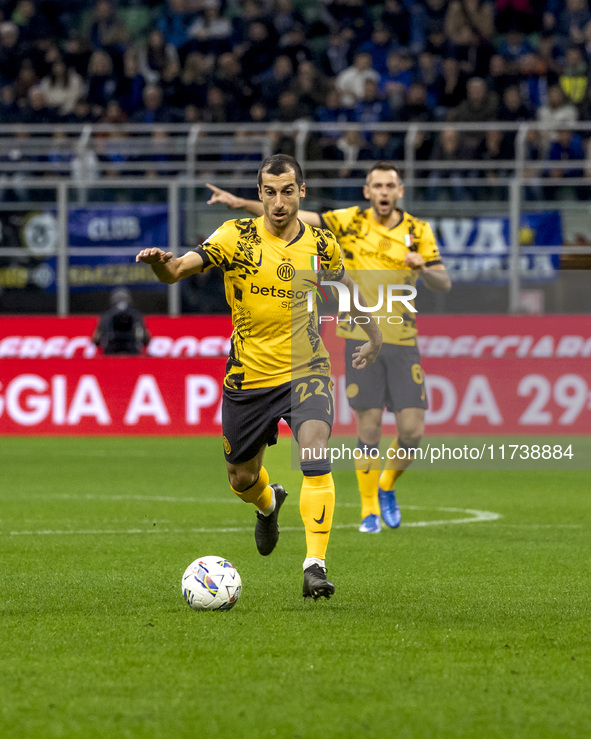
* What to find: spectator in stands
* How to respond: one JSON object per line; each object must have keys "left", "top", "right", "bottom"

{"left": 438, "top": 56, "right": 469, "bottom": 117}
{"left": 359, "top": 130, "right": 403, "bottom": 162}
{"left": 19, "top": 84, "right": 55, "bottom": 124}
{"left": 115, "top": 48, "right": 145, "bottom": 117}
{"left": 202, "top": 85, "right": 230, "bottom": 123}
{"left": 398, "top": 81, "right": 435, "bottom": 124}
{"left": 86, "top": 49, "right": 116, "bottom": 119}
{"left": 277, "top": 22, "right": 312, "bottom": 70}
{"left": 93, "top": 287, "right": 151, "bottom": 356}
{"left": 39, "top": 58, "right": 85, "bottom": 117}
{"left": 238, "top": 21, "right": 278, "bottom": 83}
{"left": 555, "top": 0, "right": 591, "bottom": 45}
{"left": 415, "top": 51, "right": 443, "bottom": 110}
{"left": 498, "top": 28, "right": 535, "bottom": 75}
{"left": 157, "top": 0, "right": 192, "bottom": 51}
{"left": 336, "top": 51, "right": 379, "bottom": 108}
{"left": 380, "top": 49, "right": 414, "bottom": 113}
{"left": 13, "top": 58, "right": 38, "bottom": 104}
{"left": 289, "top": 60, "right": 330, "bottom": 113}
{"left": 231, "top": 0, "right": 272, "bottom": 44}
{"left": 144, "top": 127, "right": 183, "bottom": 179}
{"left": 272, "top": 89, "right": 311, "bottom": 122}
{"left": 318, "top": 29, "right": 354, "bottom": 78}
{"left": 333, "top": 128, "right": 366, "bottom": 200}
{"left": 518, "top": 52, "right": 552, "bottom": 109}
{"left": 314, "top": 87, "right": 351, "bottom": 155}
{"left": 426, "top": 127, "right": 472, "bottom": 201}
{"left": 415, "top": 0, "right": 449, "bottom": 55}
{"left": 445, "top": 0, "right": 495, "bottom": 47}
{"left": 0, "top": 22, "right": 24, "bottom": 84}
{"left": 159, "top": 58, "right": 184, "bottom": 110}
{"left": 352, "top": 78, "right": 392, "bottom": 137}
{"left": 89, "top": 0, "right": 129, "bottom": 68}
{"left": 66, "top": 97, "right": 95, "bottom": 124}
{"left": 559, "top": 44, "right": 588, "bottom": 105}
{"left": 537, "top": 84, "right": 579, "bottom": 153}
{"left": 547, "top": 128, "right": 586, "bottom": 199}
{"left": 475, "top": 128, "right": 514, "bottom": 200}
{"left": 178, "top": 51, "right": 210, "bottom": 109}
{"left": 0, "top": 84, "right": 19, "bottom": 123}
{"left": 495, "top": 0, "right": 539, "bottom": 35}
{"left": 359, "top": 22, "right": 396, "bottom": 77}
{"left": 380, "top": 0, "right": 412, "bottom": 49}
{"left": 139, "top": 29, "right": 179, "bottom": 85}
{"left": 186, "top": 1, "right": 233, "bottom": 56}
{"left": 213, "top": 52, "right": 253, "bottom": 120}
{"left": 11, "top": 0, "right": 51, "bottom": 44}
{"left": 131, "top": 83, "right": 178, "bottom": 124}
{"left": 498, "top": 84, "right": 533, "bottom": 122}
{"left": 448, "top": 76, "right": 499, "bottom": 155}
{"left": 272, "top": 0, "right": 306, "bottom": 38}
{"left": 257, "top": 55, "right": 294, "bottom": 111}
{"left": 322, "top": 0, "right": 372, "bottom": 41}
{"left": 543, "top": 0, "right": 564, "bottom": 34}
{"left": 487, "top": 54, "right": 519, "bottom": 98}
{"left": 62, "top": 31, "right": 93, "bottom": 79}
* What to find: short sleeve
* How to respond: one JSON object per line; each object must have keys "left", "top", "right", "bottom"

{"left": 195, "top": 220, "right": 238, "bottom": 271}
{"left": 417, "top": 220, "right": 442, "bottom": 265}
{"left": 318, "top": 230, "right": 344, "bottom": 282}
{"left": 320, "top": 207, "right": 360, "bottom": 239}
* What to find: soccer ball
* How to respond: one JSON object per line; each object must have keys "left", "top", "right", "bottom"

{"left": 182, "top": 556, "right": 242, "bottom": 611}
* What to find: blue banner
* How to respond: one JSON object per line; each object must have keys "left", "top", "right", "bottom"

{"left": 432, "top": 211, "right": 562, "bottom": 282}
{"left": 68, "top": 204, "right": 169, "bottom": 248}
{"left": 30, "top": 205, "right": 170, "bottom": 293}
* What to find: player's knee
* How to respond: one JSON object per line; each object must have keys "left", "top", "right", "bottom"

{"left": 398, "top": 428, "right": 423, "bottom": 449}
{"left": 227, "top": 468, "right": 258, "bottom": 492}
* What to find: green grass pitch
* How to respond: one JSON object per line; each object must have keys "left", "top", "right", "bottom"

{"left": 1, "top": 436, "right": 590, "bottom": 738}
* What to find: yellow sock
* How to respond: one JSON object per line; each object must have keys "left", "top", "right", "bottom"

{"left": 299, "top": 473, "right": 335, "bottom": 560}
{"left": 379, "top": 438, "right": 416, "bottom": 491}
{"left": 231, "top": 466, "right": 273, "bottom": 512}
{"left": 379, "top": 468, "right": 404, "bottom": 492}
{"left": 354, "top": 455, "right": 381, "bottom": 518}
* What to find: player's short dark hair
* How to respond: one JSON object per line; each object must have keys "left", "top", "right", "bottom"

{"left": 366, "top": 161, "right": 402, "bottom": 183}
{"left": 258, "top": 154, "right": 304, "bottom": 188}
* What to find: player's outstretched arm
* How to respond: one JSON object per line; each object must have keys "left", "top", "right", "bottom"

{"left": 136, "top": 248, "right": 204, "bottom": 284}
{"left": 337, "top": 271, "right": 383, "bottom": 370}
{"left": 206, "top": 183, "right": 322, "bottom": 227}
{"left": 206, "top": 184, "right": 263, "bottom": 216}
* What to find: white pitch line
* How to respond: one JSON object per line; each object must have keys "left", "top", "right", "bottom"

{"left": 0, "top": 506, "right": 500, "bottom": 536}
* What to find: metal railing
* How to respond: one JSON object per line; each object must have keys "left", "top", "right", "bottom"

{"left": 0, "top": 121, "right": 590, "bottom": 316}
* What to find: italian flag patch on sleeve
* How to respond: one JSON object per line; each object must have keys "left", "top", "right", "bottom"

{"left": 310, "top": 255, "right": 321, "bottom": 271}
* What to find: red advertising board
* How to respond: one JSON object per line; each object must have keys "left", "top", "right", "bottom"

{"left": 0, "top": 315, "right": 590, "bottom": 435}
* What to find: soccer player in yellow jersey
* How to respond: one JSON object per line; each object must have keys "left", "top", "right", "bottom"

{"left": 206, "top": 161, "right": 451, "bottom": 534}
{"left": 137, "top": 155, "right": 382, "bottom": 599}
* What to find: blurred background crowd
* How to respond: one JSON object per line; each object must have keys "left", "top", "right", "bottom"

{"left": 0, "top": 0, "right": 590, "bottom": 203}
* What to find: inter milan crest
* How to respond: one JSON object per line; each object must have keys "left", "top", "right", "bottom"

{"left": 277, "top": 258, "right": 295, "bottom": 281}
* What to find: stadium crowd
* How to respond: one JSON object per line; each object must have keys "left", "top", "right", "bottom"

{"left": 0, "top": 0, "right": 590, "bottom": 201}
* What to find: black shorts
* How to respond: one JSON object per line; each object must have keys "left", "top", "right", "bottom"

{"left": 345, "top": 340, "right": 428, "bottom": 413}
{"left": 222, "top": 375, "right": 334, "bottom": 464}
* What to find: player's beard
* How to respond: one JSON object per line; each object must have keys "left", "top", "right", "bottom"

{"left": 373, "top": 198, "right": 396, "bottom": 218}
{"left": 270, "top": 202, "right": 298, "bottom": 228}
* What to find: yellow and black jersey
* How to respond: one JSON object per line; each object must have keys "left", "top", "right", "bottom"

{"left": 320, "top": 206, "right": 442, "bottom": 346}
{"left": 195, "top": 216, "right": 344, "bottom": 390}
